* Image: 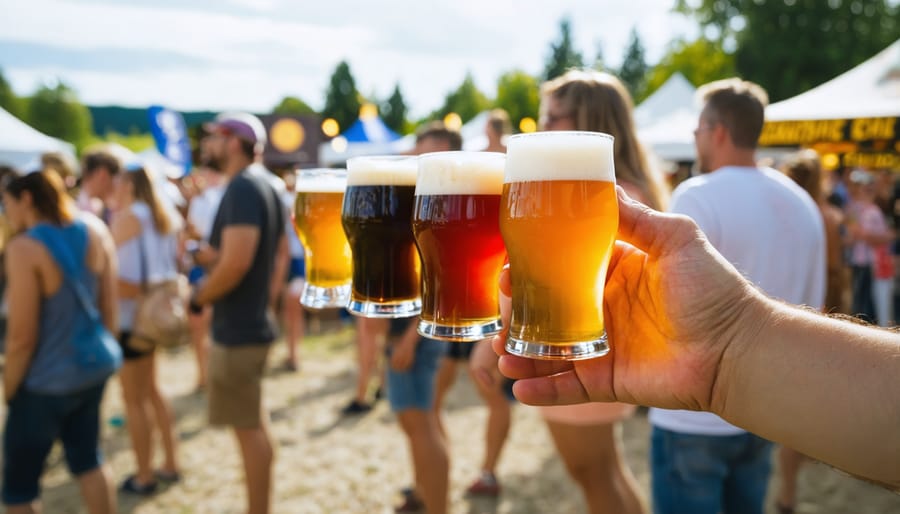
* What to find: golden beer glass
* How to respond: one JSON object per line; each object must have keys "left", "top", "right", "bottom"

{"left": 292, "top": 168, "right": 352, "bottom": 309}
{"left": 413, "top": 151, "right": 507, "bottom": 342}
{"left": 500, "top": 131, "right": 618, "bottom": 360}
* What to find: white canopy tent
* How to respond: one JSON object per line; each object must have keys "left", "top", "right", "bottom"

{"left": 766, "top": 39, "right": 900, "bottom": 121}
{"left": 0, "top": 106, "right": 76, "bottom": 170}
{"left": 635, "top": 73, "right": 700, "bottom": 162}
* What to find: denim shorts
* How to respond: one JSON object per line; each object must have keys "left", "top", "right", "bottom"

{"left": 386, "top": 336, "right": 445, "bottom": 412}
{"left": 3, "top": 381, "right": 107, "bottom": 505}
{"left": 650, "top": 426, "right": 773, "bottom": 514}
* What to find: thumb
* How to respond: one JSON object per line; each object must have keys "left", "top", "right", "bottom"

{"left": 615, "top": 186, "right": 697, "bottom": 257}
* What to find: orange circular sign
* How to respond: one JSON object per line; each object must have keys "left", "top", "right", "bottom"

{"left": 270, "top": 118, "right": 305, "bottom": 153}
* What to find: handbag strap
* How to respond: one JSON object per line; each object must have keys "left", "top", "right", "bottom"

{"left": 137, "top": 221, "right": 149, "bottom": 293}
{"left": 28, "top": 224, "right": 104, "bottom": 324}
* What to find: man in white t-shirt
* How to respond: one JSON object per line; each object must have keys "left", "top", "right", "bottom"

{"left": 648, "top": 79, "right": 826, "bottom": 514}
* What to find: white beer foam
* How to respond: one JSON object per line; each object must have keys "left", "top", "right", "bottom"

{"left": 347, "top": 156, "right": 418, "bottom": 186}
{"left": 504, "top": 131, "right": 616, "bottom": 183}
{"left": 416, "top": 152, "right": 505, "bottom": 195}
{"left": 294, "top": 172, "right": 347, "bottom": 193}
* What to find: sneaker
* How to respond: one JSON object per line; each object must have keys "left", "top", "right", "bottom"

{"left": 120, "top": 475, "right": 158, "bottom": 496}
{"left": 394, "top": 488, "right": 425, "bottom": 513}
{"left": 341, "top": 400, "right": 373, "bottom": 415}
{"left": 466, "top": 471, "right": 500, "bottom": 497}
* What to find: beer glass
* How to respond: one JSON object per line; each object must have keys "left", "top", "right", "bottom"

{"left": 292, "top": 168, "right": 352, "bottom": 309}
{"left": 342, "top": 156, "right": 421, "bottom": 317}
{"left": 500, "top": 131, "right": 618, "bottom": 360}
{"left": 413, "top": 151, "right": 507, "bottom": 341}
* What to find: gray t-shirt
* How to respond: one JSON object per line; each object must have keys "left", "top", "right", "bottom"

{"left": 208, "top": 167, "right": 285, "bottom": 346}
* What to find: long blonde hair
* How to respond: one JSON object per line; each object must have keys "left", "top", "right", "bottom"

{"left": 123, "top": 166, "right": 174, "bottom": 234}
{"left": 541, "top": 70, "right": 669, "bottom": 210}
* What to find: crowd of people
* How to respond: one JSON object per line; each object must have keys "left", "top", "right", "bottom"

{"left": 0, "top": 68, "right": 897, "bottom": 514}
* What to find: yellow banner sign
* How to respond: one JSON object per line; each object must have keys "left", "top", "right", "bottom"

{"left": 759, "top": 117, "right": 898, "bottom": 147}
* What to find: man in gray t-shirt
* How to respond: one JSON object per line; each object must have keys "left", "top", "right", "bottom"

{"left": 191, "top": 112, "right": 286, "bottom": 514}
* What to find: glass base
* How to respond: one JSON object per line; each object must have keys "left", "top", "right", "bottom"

{"left": 505, "top": 331, "right": 609, "bottom": 361}
{"left": 417, "top": 318, "right": 503, "bottom": 342}
{"left": 346, "top": 298, "right": 422, "bottom": 318}
{"left": 300, "top": 283, "right": 351, "bottom": 310}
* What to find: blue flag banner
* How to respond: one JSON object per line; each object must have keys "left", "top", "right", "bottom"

{"left": 148, "top": 105, "right": 192, "bottom": 178}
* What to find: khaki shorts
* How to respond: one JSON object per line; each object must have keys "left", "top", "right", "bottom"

{"left": 208, "top": 343, "right": 271, "bottom": 428}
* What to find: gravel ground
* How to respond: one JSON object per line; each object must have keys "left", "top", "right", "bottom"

{"left": 5, "top": 323, "right": 898, "bottom": 514}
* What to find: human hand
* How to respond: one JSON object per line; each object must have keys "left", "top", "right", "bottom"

{"left": 494, "top": 186, "right": 766, "bottom": 414}
{"left": 390, "top": 340, "right": 416, "bottom": 372}
{"left": 470, "top": 274, "right": 511, "bottom": 390}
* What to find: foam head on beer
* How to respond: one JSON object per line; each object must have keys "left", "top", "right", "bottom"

{"left": 504, "top": 131, "right": 616, "bottom": 183}
{"left": 416, "top": 152, "right": 505, "bottom": 196}
{"left": 295, "top": 169, "right": 347, "bottom": 193}
{"left": 346, "top": 156, "right": 418, "bottom": 186}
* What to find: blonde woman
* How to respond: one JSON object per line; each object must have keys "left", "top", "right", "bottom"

{"left": 108, "top": 164, "right": 182, "bottom": 494}
{"left": 537, "top": 69, "right": 668, "bottom": 514}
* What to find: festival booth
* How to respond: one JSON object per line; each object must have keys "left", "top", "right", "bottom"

{"left": 635, "top": 73, "right": 700, "bottom": 163}
{"left": 760, "top": 39, "right": 900, "bottom": 171}
{"left": 0, "top": 106, "right": 76, "bottom": 171}
{"left": 318, "top": 105, "right": 413, "bottom": 166}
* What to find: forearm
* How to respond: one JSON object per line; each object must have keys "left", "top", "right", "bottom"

{"left": 194, "top": 264, "right": 246, "bottom": 305}
{"left": 717, "top": 296, "right": 900, "bottom": 488}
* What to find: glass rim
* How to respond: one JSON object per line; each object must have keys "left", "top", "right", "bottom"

{"left": 417, "top": 150, "right": 506, "bottom": 161}
{"left": 295, "top": 167, "right": 347, "bottom": 177}
{"left": 346, "top": 154, "right": 417, "bottom": 166}
{"left": 508, "top": 130, "right": 614, "bottom": 142}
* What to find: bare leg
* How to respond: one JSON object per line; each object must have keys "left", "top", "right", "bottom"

{"left": 282, "top": 283, "right": 304, "bottom": 369}
{"left": 234, "top": 424, "right": 274, "bottom": 514}
{"left": 470, "top": 368, "right": 511, "bottom": 477}
{"left": 77, "top": 465, "right": 116, "bottom": 514}
{"left": 546, "top": 420, "right": 647, "bottom": 514}
{"left": 776, "top": 446, "right": 806, "bottom": 511}
{"left": 6, "top": 502, "right": 38, "bottom": 514}
{"left": 431, "top": 357, "right": 457, "bottom": 441}
{"left": 188, "top": 308, "right": 210, "bottom": 389}
{"left": 149, "top": 354, "right": 179, "bottom": 475}
{"left": 120, "top": 356, "right": 156, "bottom": 486}
{"left": 397, "top": 409, "right": 449, "bottom": 514}
{"left": 354, "top": 318, "right": 388, "bottom": 404}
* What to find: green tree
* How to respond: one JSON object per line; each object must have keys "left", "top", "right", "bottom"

{"left": 494, "top": 70, "right": 540, "bottom": 132}
{"left": 381, "top": 83, "right": 408, "bottom": 134}
{"left": 593, "top": 41, "right": 607, "bottom": 71}
{"left": 675, "top": 0, "right": 900, "bottom": 101}
{"left": 643, "top": 38, "right": 735, "bottom": 98}
{"left": 543, "top": 17, "right": 584, "bottom": 81}
{"left": 26, "top": 81, "right": 93, "bottom": 148}
{"left": 0, "top": 68, "right": 23, "bottom": 119}
{"left": 272, "top": 96, "right": 315, "bottom": 115}
{"left": 618, "top": 28, "right": 650, "bottom": 102}
{"left": 435, "top": 73, "right": 490, "bottom": 123}
{"left": 322, "top": 60, "right": 363, "bottom": 134}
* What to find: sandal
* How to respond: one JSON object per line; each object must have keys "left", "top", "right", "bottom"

{"left": 466, "top": 471, "right": 501, "bottom": 497}
{"left": 120, "top": 475, "right": 157, "bottom": 496}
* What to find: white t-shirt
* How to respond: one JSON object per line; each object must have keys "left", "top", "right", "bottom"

{"left": 187, "top": 185, "right": 225, "bottom": 242}
{"left": 649, "top": 166, "right": 826, "bottom": 436}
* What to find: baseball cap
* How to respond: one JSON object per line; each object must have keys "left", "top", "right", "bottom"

{"left": 205, "top": 112, "right": 267, "bottom": 147}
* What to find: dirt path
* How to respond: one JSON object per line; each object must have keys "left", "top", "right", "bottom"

{"left": 8, "top": 325, "right": 898, "bottom": 513}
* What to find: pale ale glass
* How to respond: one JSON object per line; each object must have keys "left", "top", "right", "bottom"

{"left": 342, "top": 156, "right": 422, "bottom": 318}
{"left": 293, "top": 168, "right": 352, "bottom": 309}
{"left": 413, "top": 151, "right": 507, "bottom": 342}
{"left": 500, "top": 131, "right": 617, "bottom": 360}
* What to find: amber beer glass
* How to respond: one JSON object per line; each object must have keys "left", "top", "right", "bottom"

{"left": 292, "top": 168, "right": 352, "bottom": 309}
{"left": 500, "top": 131, "right": 618, "bottom": 360}
{"left": 342, "top": 156, "right": 421, "bottom": 317}
{"left": 413, "top": 151, "right": 507, "bottom": 341}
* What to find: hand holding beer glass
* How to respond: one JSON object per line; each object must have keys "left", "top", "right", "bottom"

{"left": 500, "top": 131, "right": 618, "bottom": 360}
{"left": 342, "top": 156, "right": 422, "bottom": 318}
{"left": 292, "top": 168, "right": 353, "bottom": 309}
{"left": 413, "top": 152, "right": 507, "bottom": 341}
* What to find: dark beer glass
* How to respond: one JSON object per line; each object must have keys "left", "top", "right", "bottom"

{"left": 413, "top": 151, "right": 506, "bottom": 341}
{"left": 342, "top": 156, "right": 421, "bottom": 318}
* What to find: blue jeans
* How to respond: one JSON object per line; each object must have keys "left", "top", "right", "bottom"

{"left": 386, "top": 337, "right": 445, "bottom": 412}
{"left": 3, "top": 381, "right": 107, "bottom": 505}
{"left": 651, "top": 427, "right": 773, "bottom": 514}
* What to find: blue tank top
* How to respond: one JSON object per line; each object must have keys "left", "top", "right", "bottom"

{"left": 23, "top": 220, "right": 106, "bottom": 394}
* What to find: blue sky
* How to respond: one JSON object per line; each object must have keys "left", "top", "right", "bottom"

{"left": 0, "top": 0, "right": 697, "bottom": 116}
